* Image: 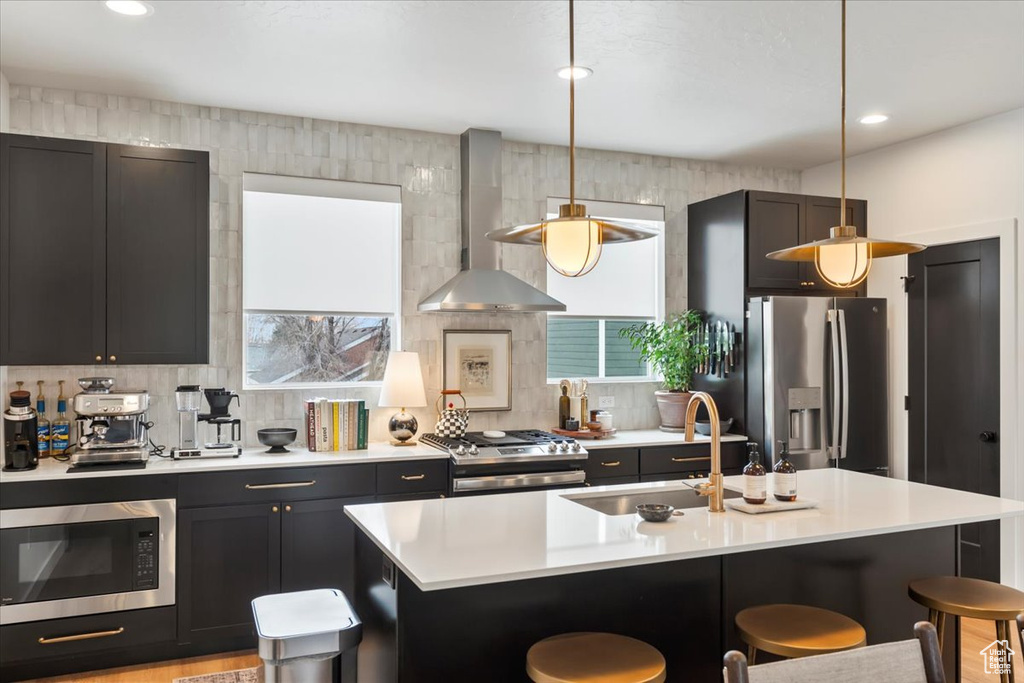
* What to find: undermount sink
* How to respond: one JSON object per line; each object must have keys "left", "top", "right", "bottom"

{"left": 563, "top": 486, "right": 743, "bottom": 515}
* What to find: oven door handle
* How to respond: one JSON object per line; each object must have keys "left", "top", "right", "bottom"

{"left": 452, "top": 471, "right": 586, "bottom": 492}
{"left": 38, "top": 627, "right": 125, "bottom": 644}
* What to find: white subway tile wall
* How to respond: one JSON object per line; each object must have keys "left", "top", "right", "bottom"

{"left": 3, "top": 85, "right": 800, "bottom": 447}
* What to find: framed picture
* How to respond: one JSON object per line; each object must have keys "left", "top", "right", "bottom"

{"left": 442, "top": 329, "right": 512, "bottom": 412}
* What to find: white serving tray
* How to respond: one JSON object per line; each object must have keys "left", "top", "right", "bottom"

{"left": 724, "top": 497, "right": 819, "bottom": 514}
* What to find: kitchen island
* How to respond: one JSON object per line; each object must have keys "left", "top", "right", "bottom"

{"left": 346, "top": 469, "right": 1023, "bottom": 682}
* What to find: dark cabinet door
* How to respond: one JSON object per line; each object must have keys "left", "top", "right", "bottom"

{"left": 280, "top": 496, "right": 371, "bottom": 597}
{"left": 106, "top": 145, "right": 209, "bottom": 364}
{"left": 0, "top": 134, "right": 106, "bottom": 365}
{"left": 803, "top": 195, "right": 867, "bottom": 293}
{"left": 746, "top": 191, "right": 803, "bottom": 290}
{"left": 177, "top": 503, "right": 280, "bottom": 645}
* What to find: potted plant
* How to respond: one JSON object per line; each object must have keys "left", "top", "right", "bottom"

{"left": 620, "top": 310, "right": 708, "bottom": 431}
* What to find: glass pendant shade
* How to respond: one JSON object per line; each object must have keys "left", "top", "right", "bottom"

{"left": 542, "top": 204, "right": 603, "bottom": 277}
{"left": 815, "top": 241, "right": 870, "bottom": 288}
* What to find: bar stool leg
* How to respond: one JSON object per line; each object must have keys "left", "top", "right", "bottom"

{"left": 748, "top": 644, "right": 757, "bottom": 666}
{"left": 928, "top": 610, "right": 947, "bottom": 653}
{"left": 995, "top": 620, "right": 1013, "bottom": 683}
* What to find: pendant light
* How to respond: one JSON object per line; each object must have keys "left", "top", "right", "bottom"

{"left": 486, "top": 0, "right": 658, "bottom": 277}
{"left": 766, "top": 0, "right": 924, "bottom": 287}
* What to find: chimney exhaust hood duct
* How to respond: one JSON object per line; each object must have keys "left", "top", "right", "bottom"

{"left": 417, "top": 129, "right": 566, "bottom": 312}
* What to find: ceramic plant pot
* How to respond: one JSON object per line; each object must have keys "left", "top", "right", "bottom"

{"left": 655, "top": 390, "right": 693, "bottom": 431}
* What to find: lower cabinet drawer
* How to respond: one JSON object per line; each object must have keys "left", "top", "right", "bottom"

{"left": 640, "top": 445, "right": 712, "bottom": 475}
{"left": 0, "top": 606, "right": 175, "bottom": 664}
{"left": 179, "top": 465, "right": 375, "bottom": 506}
{"left": 376, "top": 460, "right": 448, "bottom": 496}
{"left": 584, "top": 448, "right": 639, "bottom": 480}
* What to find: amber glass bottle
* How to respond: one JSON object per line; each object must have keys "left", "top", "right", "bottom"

{"left": 773, "top": 440, "right": 798, "bottom": 501}
{"left": 742, "top": 442, "right": 767, "bottom": 504}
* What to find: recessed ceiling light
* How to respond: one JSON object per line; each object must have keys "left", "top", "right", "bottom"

{"left": 858, "top": 114, "right": 889, "bottom": 125}
{"left": 557, "top": 66, "right": 592, "bottom": 81}
{"left": 104, "top": 0, "right": 154, "bottom": 16}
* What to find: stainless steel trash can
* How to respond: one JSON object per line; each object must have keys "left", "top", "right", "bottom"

{"left": 252, "top": 588, "right": 362, "bottom": 683}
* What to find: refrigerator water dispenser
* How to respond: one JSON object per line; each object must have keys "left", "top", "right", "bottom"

{"left": 787, "top": 387, "right": 821, "bottom": 453}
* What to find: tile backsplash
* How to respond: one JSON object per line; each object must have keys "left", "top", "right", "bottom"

{"left": 2, "top": 84, "right": 800, "bottom": 448}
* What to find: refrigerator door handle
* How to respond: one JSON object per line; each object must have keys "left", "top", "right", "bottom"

{"left": 828, "top": 309, "right": 842, "bottom": 459}
{"left": 838, "top": 308, "right": 850, "bottom": 459}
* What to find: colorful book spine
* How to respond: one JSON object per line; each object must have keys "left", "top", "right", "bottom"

{"left": 318, "top": 399, "right": 330, "bottom": 452}
{"left": 358, "top": 405, "right": 367, "bottom": 449}
{"left": 305, "top": 400, "right": 316, "bottom": 451}
{"left": 332, "top": 400, "right": 341, "bottom": 452}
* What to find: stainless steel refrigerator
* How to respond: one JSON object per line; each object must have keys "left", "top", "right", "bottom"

{"left": 746, "top": 296, "right": 889, "bottom": 474}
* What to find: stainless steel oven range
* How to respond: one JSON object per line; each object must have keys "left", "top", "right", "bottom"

{"left": 420, "top": 429, "right": 587, "bottom": 495}
{"left": 0, "top": 499, "right": 175, "bottom": 625}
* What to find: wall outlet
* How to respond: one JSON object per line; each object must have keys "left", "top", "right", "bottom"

{"left": 598, "top": 396, "right": 615, "bottom": 408}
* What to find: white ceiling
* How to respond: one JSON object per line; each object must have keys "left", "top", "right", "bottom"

{"left": 1, "top": 0, "right": 1022, "bottom": 169}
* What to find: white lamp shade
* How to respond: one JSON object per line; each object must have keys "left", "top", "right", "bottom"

{"left": 379, "top": 352, "right": 427, "bottom": 408}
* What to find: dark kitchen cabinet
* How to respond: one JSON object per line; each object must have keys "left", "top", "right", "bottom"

{"left": 106, "top": 145, "right": 209, "bottom": 364}
{"left": 280, "top": 496, "right": 372, "bottom": 595}
{"left": 747, "top": 190, "right": 867, "bottom": 292}
{"left": 0, "top": 135, "right": 106, "bottom": 365}
{"left": 584, "top": 447, "right": 640, "bottom": 484}
{"left": 0, "top": 133, "right": 209, "bottom": 366}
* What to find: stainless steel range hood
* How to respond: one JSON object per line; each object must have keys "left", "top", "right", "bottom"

{"left": 418, "top": 129, "right": 565, "bottom": 312}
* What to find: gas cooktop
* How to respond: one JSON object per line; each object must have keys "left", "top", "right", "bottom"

{"left": 421, "top": 430, "right": 587, "bottom": 464}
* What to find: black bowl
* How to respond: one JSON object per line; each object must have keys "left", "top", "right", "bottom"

{"left": 636, "top": 503, "right": 674, "bottom": 522}
{"left": 258, "top": 428, "right": 297, "bottom": 454}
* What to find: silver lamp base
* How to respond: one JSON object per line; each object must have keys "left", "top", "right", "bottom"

{"left": 388, "top": 409, "right": 419, "bottom": 446}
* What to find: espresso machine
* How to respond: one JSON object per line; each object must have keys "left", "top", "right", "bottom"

{"left": 172, "top": 386, "right": 242, "bottom": 458}
{"left": 71, "top": 377, "right": 150, "bottom": 466}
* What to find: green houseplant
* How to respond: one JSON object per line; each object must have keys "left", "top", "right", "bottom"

{"left": 620, "top": 310, "right": 708, "bottom": 430}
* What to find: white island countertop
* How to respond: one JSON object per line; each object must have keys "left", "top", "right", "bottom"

{"left": 345, "top": 469, "right": 1024, "bottom": 592}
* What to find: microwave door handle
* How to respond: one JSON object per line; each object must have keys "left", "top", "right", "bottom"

{"left": 827, "top": 309, "right": 842, "bottom": 460}
{"left": 838, "top": 308, "right": 850, "bottom": 460}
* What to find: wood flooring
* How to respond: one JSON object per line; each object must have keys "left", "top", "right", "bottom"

{"left": 18, "top": 619, "right": 1024, "bottom": 682}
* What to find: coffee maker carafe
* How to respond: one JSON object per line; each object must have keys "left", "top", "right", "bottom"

{"left": 171, "top": 386, "right": 242, "bottom": 459}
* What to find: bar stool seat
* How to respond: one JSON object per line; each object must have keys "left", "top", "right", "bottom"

{"left": 908, "top": 577, "right": 1024, "bottom": 683}
{"left": 736, "top": 604, "right": 867, "bottom": 664}
{"left": 526, "top": 632, "right": 667, "bottom": 683}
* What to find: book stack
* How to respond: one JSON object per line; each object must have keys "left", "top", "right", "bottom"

{"left": 304, "top": 399, "right": 369, "bottom": 451}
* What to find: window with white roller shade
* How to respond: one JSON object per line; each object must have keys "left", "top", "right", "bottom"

{"left": 545, "top": 198, "right": 665, "bottom": 381}
{"left": 242, "top": 173, "right": 401, "bottom": 388}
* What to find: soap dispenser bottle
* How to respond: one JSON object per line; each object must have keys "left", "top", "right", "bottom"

{"left": 773, "top": 440, "right": 798, "bottom": 501}
{"left": 742, "top": 442, "right": 767, "bottom": 504}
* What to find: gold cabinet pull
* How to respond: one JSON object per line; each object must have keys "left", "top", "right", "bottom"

{"left": 38, "top": 627, "right": 124, "bottom": 644}
{"left": 245, "top": 480, "right": 316, "bottom": 490}
{"left": 600, "top": 461, "right": 621, "bottom": 467}
{"left": 400, "top": 474, "right": 426, "bottom": 481}
{"left": 671, "top": 456, "right": 711, "bottom": 463}
{"left": 272, "top": 506, "right": 279, "bottom": 513}
{"left": 284, "top": 505, "right": 292, "bottom": 512}
{"left": 94, "top": 355, "right": 103, "bottom": 362}
{"left": 108, "top": 355, "right": 117, "bottom": 362}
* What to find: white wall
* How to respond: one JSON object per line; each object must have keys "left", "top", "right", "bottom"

{"left": 801, "top": 108, "right": 1024, "bottom": 589}
{"left": 0, "top": 72, "right": 9, "bottom": 133}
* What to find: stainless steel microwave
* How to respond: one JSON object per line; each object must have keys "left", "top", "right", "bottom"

{"left": 0, "top": 499, "right": 175, "bottom": 625}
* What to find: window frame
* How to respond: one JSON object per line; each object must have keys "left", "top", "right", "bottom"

{"left": 240, "top": 173, "right": 402, "bottom": 391}
{"left": 544, "top": 198, "right": 666, "bottom": 385}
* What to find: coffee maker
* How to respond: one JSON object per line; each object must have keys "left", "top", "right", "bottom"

{"left": 71, "top": 377, "right": 150, "bottom": 466}
{"left": 4, "top": 388, "right": 39, "bottom": 471}
{"left": 172, "top": 386, "right": 242, "bottom": 458}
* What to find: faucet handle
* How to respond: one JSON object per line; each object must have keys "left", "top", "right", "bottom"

{"left": 693, "top": 481, "right": 714, "bottom": 497}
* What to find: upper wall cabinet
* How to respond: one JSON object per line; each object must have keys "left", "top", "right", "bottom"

{"left": 1, "top": 134, "right": 209, "bottom": 366}
{"left": 747, "top": 190, "right": 867, "bottom": 292}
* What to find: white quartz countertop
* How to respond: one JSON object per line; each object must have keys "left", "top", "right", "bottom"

{"left": 0, "top": 443, "right": 448, "bottom": 482}
{"left": 344, "top": 469, "right": 1024, "bottom": 592}
{"left": 0, "top": 430, "right": 741, "bottom": 482}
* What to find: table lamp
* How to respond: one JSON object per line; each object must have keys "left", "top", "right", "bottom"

{"left": 379, "top": 351, "right": 427, "bottom": 446}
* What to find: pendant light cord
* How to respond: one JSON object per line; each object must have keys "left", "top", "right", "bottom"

{"left": 840, "top": 0, "right": 847, "bottom": 229}
{"left": 569, "top": 0, "right": 576, "bottom": 209}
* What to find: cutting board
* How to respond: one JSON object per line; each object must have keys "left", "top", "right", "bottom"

{"left": 724, "top": 497, "right": 819, "bottom": 514}
{"left": 551, "top": 427, "right": 617, "bottom": 440}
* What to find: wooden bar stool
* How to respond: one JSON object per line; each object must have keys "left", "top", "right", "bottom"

{"left": 909, "top": 577, "right": 1024, "bottom": 683}
{"left": 735, "top": 604, "right": 867, "bottom": 665}
{"left": 526, "top": 632, "right": 667, "bottom": 683}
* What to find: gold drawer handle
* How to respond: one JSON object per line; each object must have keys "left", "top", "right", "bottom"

{"left": 245, "top": 480, "right": 316, "bottom": 490}
{"left": 401, "top": 474, "right": 426, "bottom": 481}
{"left": 38, "top": 627, "right": 124, "bottom": 644}
{"left": 600, "top": 461, "right": 621, "bottom": 467}
{"left": 671, "top": 456, "right": 711, "bottom": 463}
